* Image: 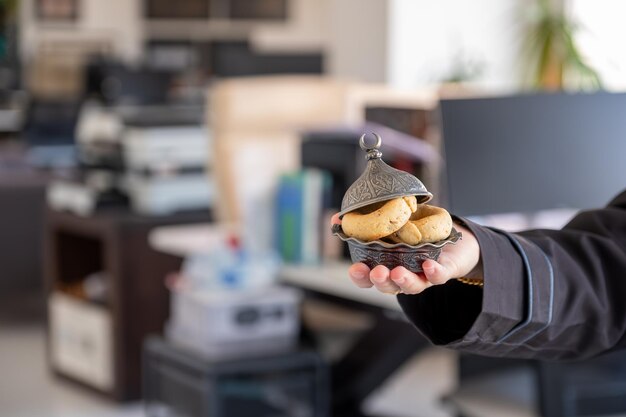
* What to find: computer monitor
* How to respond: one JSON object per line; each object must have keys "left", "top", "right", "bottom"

{"left": 440, "top": 92, "right": 626, "bottom": 217}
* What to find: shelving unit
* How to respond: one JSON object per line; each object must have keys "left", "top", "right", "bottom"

{"left": 145, "top": 0, "right": 287, "bottom": 21}
{"left": 44, "top": 208, "right": 211, "bottom": 401}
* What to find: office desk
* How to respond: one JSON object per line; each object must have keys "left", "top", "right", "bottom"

{"left": 280, "top": 263, "right": 401, "bottom": 312}
{"left": 149, "top": 223, "right": 427, "bottom": 416}
{"left": 150, "top": 223, "right": 626, "bottom": 417}
{"left": 280, "top": 263, "right": 429, "bottom": 416}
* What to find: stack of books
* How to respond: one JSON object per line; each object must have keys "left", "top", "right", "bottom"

{"left": 275, "top": 169, "right": 332, "bottom": 264}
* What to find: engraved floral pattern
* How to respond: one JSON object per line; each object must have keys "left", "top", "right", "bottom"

{"left": 343, "top": 173, "right": 373, "bottom": 207}
{"left": 349, "top": 243, "right": 441, "bottom": 273}
{"left": 333, "top": 228, "right": 462, "bottom": 274}
{"left": 341, "top": 158, "right": 430, "bottom": 213}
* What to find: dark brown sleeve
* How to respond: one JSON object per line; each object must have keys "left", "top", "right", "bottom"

{"left": 397, "top": 190, "right": 626, "bottom": 360}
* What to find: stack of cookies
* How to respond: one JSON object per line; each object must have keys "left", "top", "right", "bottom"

{"left": 339, "top": 196, "right": 453, "bottom": 246}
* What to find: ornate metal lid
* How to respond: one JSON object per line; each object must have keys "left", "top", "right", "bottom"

{"left": 338, "top": 133, "right": 432, "bottom": 218}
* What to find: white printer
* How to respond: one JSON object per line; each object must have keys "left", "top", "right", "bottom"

{"left": 166, "top": 282, "right": 302, "bottom": 360}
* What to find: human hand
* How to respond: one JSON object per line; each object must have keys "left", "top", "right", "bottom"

{"left": 331, "top": 213, "right": 482, "bottom": 295}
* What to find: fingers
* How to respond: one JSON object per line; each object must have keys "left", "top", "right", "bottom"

{"left": 347, "top": 256, "right": 459, "bottom": 294}
{"left": 331, "top": 213, "right": 341, "bottom": 225}
{"left": 390, "top": 266, "right": 431, "bottom": 294}
{"left": 348, "top": 263, "right": 373, "bottom": 288}
{"left": 349, "top": 263, "right": 402, "bottom": 294}
{"left": 422, "top": 257, "right": 459, "bottom": 285}
{"left": 369, "top": 265, "right": 401, "bottom": 294}
{"left": 349, "top": 262, "right": 450, "bottom": 295}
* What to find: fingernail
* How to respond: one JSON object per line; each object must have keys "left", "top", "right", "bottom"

{"left": 352, "top": 271, "right": 366, "bottom": 279}
{"left": 371, "top": 274, "right": 385, "bottom": 283}
{"left": 395, "top": 276, "right": 406, "bottom": 284}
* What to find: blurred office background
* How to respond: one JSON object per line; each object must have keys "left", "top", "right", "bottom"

{"left": 1, "top": 0, "right": 626, "bottom": 416}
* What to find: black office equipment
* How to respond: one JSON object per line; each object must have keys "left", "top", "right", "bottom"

{"left": 301, "top": 132, "right": 364, "bottom": 210}
{"left": 22, "top": 99, "right": 80, "bottom": 167}
{"left": 229, "top": 0, "right": 287, "bottom": 20}
{"left": 440, "top": 92, "right": 626, "bottom": 216}
{"left": 301, "top": 127, "right": 438, "bottom": 210}
{"left": 107, "top": 68, "right": 172, "bottom": 105}
{"left": 85, "top": 60, "right": 173, "bottom": 105}
{"left": 145, "top": 0, "right": 209, "bottom": 19}
{"left": 143, "top": 337, "right": 329, "bottom": 417}
{"left": 440, "top": 92, "right": 626, "bottom": 417}
{"left": 210, "top": 41, "right": 323, "bottom": 77}
{"left": 22, "top": 100, "right": 80, "bottom": 147}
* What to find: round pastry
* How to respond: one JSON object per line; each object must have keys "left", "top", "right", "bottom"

{"left": 387, "top": 221, "right": 422, "bottom": 245}
{"left": 402, "top": 195, "right": 418, "bottom": 213}
{"left": 342, "top": 196, "right": 417, "bottom": 242}
{"left": 387, "top": 204, "right": 453, "bottom": 245}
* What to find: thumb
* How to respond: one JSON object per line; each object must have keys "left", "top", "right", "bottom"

{"left": 422, "top": 257, "right": 459, "bottom": 285}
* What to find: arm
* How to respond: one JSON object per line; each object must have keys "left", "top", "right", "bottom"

{"left": 339, "top": 191, "right": 626, "bottom": 360}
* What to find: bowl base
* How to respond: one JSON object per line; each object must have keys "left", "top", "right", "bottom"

{"left": 348, "top": 243, "right": 441, "bottom": 274}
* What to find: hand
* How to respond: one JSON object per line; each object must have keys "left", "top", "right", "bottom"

{"left": 331, "top": 213, "right": 482, "bottom": 295}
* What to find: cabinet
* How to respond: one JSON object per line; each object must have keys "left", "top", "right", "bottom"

{"left": 145, "top": 0, "right": 287, "bottom": 20}
{"left": 44, "top": 208, "right": 211, "bottom": 400}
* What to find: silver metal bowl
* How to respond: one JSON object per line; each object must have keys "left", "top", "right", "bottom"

{"left": 332, "top": 225, "right": 462, "bottom": 273}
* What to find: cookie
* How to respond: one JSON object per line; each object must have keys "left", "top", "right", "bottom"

{"left": 388, "top": 204, "right": 452, "bottom": 244}
{"left": 341, "top": 197, "right": 415, "bottom": 242}
{"left": 388, "top": 220, "right": 423, "bottom": 245}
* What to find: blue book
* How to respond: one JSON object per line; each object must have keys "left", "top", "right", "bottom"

{"left": 275, "top": 173, "right": 304, "bottom": 263}
{"left": 301, "top": 169, "right": 333, "bottom": 264}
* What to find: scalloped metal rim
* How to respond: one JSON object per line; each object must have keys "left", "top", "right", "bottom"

{"left": 333, "top": 226, "right": 462, "bottom": 249}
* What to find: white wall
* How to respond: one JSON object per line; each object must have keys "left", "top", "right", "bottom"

{"left": 19, "top": 0, "right": 144, "bottom": 63}
{"left": 326, "top": 0, "right": 389, "bottom": 83}
{"left": 323, "top": 0, "right": 522, "bottom": 89}
{"left": 387, "top": 0, "right": 522, "bottom": 90}
{"left": 250, "top": 0, "right": 330, "bottom": 53}
{"left": 17, "top": 0, "right": 525, "bottom": 90}
{"left": 570, "top": 0, "right": 626, "bottom": 90}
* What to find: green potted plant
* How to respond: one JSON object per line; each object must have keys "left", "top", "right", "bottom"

{"left": 523, "top": 0, "right": 602, "bottom": 90}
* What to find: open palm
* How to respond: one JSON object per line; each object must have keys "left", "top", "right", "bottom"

{"left": 331, "top": 213, "right": 482, "bottom": 294}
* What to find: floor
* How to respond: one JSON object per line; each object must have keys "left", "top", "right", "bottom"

{"left": 9, "top": 294, "right": 621, "bottom": 417}
{"left": 0, "top": 317, "right": 543, "bottom": 417}
{"left": 0, "top": 322, "right": 142, "bottom": 417}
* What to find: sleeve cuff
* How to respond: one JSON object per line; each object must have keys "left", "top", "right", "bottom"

{"left": 398, "top": 217, "right": 554, "bottom": 356}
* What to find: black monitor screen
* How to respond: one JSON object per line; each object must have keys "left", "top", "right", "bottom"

{"left": 440, "top": 92, "right": 626, "bottom": 216}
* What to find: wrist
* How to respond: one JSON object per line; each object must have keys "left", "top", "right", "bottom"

{"left": 452, "top": 219, "right": 483, "bottom": 280}
{"left": 465, "top": 260, "right": 483, "bottom": 280}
